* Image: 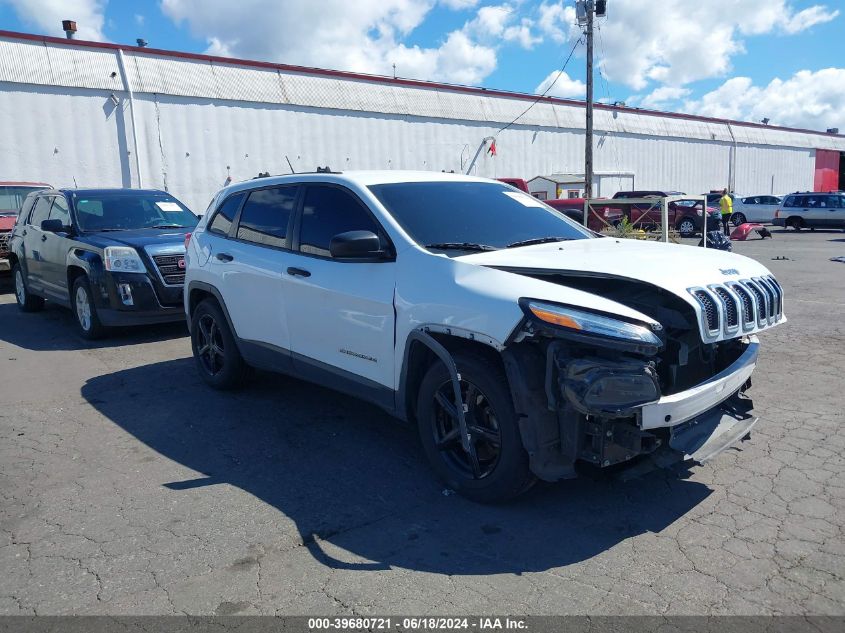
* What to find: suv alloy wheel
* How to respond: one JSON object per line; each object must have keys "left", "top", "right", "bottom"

{"left": 191, "top": 299, "right": 247, "bottom": 389}
{"left": 71, "top": 275, "right": 105, "bottom": 339}
{"left": 416, "top": 351, "right": 534, "bottom": 503}
{"left": 13, "top": 263, "right": 45, "bottom": 312}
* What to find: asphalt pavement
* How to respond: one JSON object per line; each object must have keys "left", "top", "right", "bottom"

{"left": 1, "top": 229, "right": 844, "bottom": 615}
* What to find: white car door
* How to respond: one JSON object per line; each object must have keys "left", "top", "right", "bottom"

{"left": 283, "top": 184, "right": 396, "bottom": 398}
{"left": 207, "top": 186, "right": 300, "bottom": 355}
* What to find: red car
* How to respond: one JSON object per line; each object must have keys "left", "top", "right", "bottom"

{"left": 546, "top": 198, "right": 623, "bottom": 232}
{"left": 497, "top": 177, "right": 530, "bottom": 193}
{"left": 0, "top": 182, "right": 51, "bottom": 271}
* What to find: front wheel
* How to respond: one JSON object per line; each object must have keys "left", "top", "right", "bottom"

{"left": 191, "top": 299, "right": 247, "bottom": 390}
{"left": 677, "top": 218, "right": 696, "bottom": 236}
{"left": 71, "top": 275, "right": 105, "bottom": 339}
{"left": 416, "top": 351, "right": 534, "bottom": 503}
{"left": 13, "top": 263, "right": 45, "bottom": 312}
{"left": 731, "top": 212, "right": 746, "bottom": 226}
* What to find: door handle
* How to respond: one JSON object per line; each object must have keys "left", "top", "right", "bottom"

{"left": 215, "top": 253, "right": 234, "bottom": 262}
{"left": 41, "top": 234, "right": 47, "bottom": 242}
{"left": 287, "top": 267, "right": 311, "bottom": 278}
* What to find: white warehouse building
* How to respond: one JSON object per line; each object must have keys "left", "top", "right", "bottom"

{"left": 1, "top": 29, "right": 844, "bottom": 212}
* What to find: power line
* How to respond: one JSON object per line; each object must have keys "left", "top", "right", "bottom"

{"left": 495, "top": 36, "right": 583, "bottom": 136}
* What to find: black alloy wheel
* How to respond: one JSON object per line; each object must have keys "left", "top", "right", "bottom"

{"left": 191, "top": 298, "right": 248, "bottom": 389}
{"left": 416, "top": 351, "right": 534, "bottom": 503}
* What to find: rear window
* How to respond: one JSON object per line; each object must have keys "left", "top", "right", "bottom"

{"left": 0, "top": 186, "right": 48, "bottom": 213}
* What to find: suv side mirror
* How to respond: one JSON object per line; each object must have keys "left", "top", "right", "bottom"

{"left": 41, "top": 219, "right": 67, "bottom": 233}
{"left": 329, "top": 230, "right": 387, "bottom": 260}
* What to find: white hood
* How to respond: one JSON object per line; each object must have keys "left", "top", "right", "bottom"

{"left": 457, "top": 238, "right": 781, "bottom": 341}
{"left": 457, "top": 238, "right": 772, "bottom": 297}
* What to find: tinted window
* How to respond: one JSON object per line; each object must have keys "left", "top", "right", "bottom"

{"left": 29, "top": 197, "right": 52, "bottom": 227}
{"left": 783, "top": 196, "right": 801, "bottom": 208}
{"left": 369, "top": 181, "right": 591, "bottom": 252}
{"left": 73, "top": 192, "right": 197, "bottom": 231}
{"left": 236, "top": 187, "right": 296, "bottom": 248}
{"left": 0, "top": 186, "right": 47, "bottom": 213}
{"left": 299, "top": 186, "right": 381, "bottom": 258}
{"left": 208, "top": 192, "right": 243, "bottom": 236}
{"left": 49, "top": 196, "right": 70, "bottom": 225}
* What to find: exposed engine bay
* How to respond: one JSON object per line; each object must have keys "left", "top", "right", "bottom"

{"left": 501, "top": 271, "right": 754, "bottom": 481}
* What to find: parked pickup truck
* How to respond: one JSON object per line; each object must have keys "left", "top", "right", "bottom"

{"left": 545, "top": 198, "right": 623, "bottom": 232}
{"left": 0, "top": 181, "right": 50, "bottom": 271}
{"left": 613, "top": 190, "right": 722, "bottom": 236}
{"left": 185, "top": 171, "right": 785, "bottom": 502}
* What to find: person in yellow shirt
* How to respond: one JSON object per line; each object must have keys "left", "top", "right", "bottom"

{"left": 719, "top": 188, "right": 733, "bottom": 236}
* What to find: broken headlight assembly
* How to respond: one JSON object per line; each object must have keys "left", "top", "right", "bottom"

{"left": 521, "top": 299, "right": 663, "bottom": 355}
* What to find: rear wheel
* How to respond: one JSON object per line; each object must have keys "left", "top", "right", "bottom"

{"left": 71, "top": 275, "right": 105, "bottom": 339}
{"left": 13, "top": 263, "right": 44, "bottom": 312}
{"left": 731, "top": 212, "right": 746, "bottom": 226}
{"left": 191, "top": 298, "right": 247, "bottom": 390}
{"left": 677, "top": 218, "right": 696, "bottom": 236}
{"left": 788, "top": 217, "right": 804, "bottom": 231}
{"left": 416, "top": 351, "right": 534, "bottom": 503}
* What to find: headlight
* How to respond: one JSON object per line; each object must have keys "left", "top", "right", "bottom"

{"left": 522, "top": 300, "right": 662, "bottom": 350}
{"left": 696, "top": 208, "right": 703, "bottom": 216}
{"left": 104, "top": 246, "right": 145, "bottom": 273}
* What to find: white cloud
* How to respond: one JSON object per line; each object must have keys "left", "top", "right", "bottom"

{"left": 683, "top": 68, "right": 845, "bottom": 130}
{"left": 640, "top": 86, "right": 691, "bottom": 110}
{"left": 1, "top": 0, "right": 108, "bottom": 41}
{"left": 162, "top": 0, "right": 547, "bottom": 84}
{"left": 134, "top": 13, "right": 145, "bottom": 27}
{"left": 439, "top": 0, "right": 478, "bottom": 9}
{"left": 537, "top": 1, "right": 579, "bottom": 43}
{"left": 466, "top": 4, "right": 540, "bottom": 49}
{"left": 534, "top": 69, "right": 585, "bottom": 98}
{"left": 534, "top": 1, "right": 839, "bottom": 91}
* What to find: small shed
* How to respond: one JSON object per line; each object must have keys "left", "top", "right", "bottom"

{"left": 528, "top": 172, "right": 636, "bottom": 200}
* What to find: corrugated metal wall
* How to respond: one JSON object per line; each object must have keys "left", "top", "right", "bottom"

{"left": 0, "top": 34, "right": 842, "bottom": 211}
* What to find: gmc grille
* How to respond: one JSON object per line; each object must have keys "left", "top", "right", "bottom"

{"left": 152, "top": 254, "right": 185, "bottom": 286}
{"left": 688, "top": 275, "right": 784, "bottom": 341}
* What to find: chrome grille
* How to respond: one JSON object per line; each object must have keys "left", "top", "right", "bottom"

{"left": 692, "top": 290, "right": 719, "bottom": 331}
{"left": 688, "top": 275, "right": 783, "bottom": 340}
{"left": 152, "top": 254, "right": 186, "bottom": 285}
{"left": 0, "top": 230, "right": 10, "bottom": 254}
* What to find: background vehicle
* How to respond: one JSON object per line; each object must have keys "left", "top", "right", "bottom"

{"left": 773, "top": 192, "right": 845, "bottom": 231}
{"left": 496, "top": 178, "right": 530, "bottom": 193}
{"left": 732, "top": 195, "right": 781, "bottom": 225}
{"left": 612, "top": 191, "right": 721, "bottom": 236}
{"left": 9, "top": 188, "right": 198, "bottom": 338}
{"left": 185, "top": 171, "right": 784, "bottom": 502}
{"left": 545, "top": 198, "right": 623, "bottom": 232}
{"left": 0, "top": 181, "right": 50, "bottom": 271}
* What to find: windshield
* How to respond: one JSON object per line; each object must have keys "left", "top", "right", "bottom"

{"left": 0, "top": 186, "right": 48, "bottom": 214}
{"left": 368, "top": 181, "right": 592, "bottom": 252}
{"left": 72, "top": 192, "right": 199, "bottom": 232}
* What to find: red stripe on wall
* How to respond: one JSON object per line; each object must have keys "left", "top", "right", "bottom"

{"left": 814, "top": 150, "right": 840, "bottom": 191}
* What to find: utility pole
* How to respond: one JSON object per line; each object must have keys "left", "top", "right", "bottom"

{"left": 584, "top": 1, "right": 594, "bottom": 200}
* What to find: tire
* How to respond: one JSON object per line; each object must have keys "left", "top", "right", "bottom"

{"left": 731, "top": 212, "right": 746, "bottom": 226}
{"left": 788, "top": 217, "right": 803, "bottom": 231}
{"left": 677, "top": 218, "right": 696, "bottom": 236}
{"left": 191, "top": 298, "right": 247, "bottom": 390}
{"left": 13, "top": 263, "right": 45, "bottom": 312}
{"left": 416, "top": 351, "right": 534, "bottom": 503}
{"left": 71, "top": 275, "right": 105, "bottom": 340}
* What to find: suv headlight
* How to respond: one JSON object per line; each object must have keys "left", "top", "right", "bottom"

{"left": 104, "top": 246, "right": 146, "bottom": 273}
{"left": 522, "top": 300, "right": 662, "bottom": 352}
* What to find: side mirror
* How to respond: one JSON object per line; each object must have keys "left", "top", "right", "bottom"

{"left": 329, "top": 230, "right": 386, "bottom": 260}
{"left": 41, "top": 219, "right": 67, "bottom": 233}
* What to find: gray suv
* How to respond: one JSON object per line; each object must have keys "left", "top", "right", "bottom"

{"left": 773, "top": 192, "right": 845, "bottom": 231}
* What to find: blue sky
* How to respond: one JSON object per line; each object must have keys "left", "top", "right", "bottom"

{"left": 1, "top": 1, "right": 843, "bottom": 129}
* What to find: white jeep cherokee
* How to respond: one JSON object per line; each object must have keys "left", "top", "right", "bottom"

{"left": 185, "top": 171, "right": 785, "bottom": 502}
